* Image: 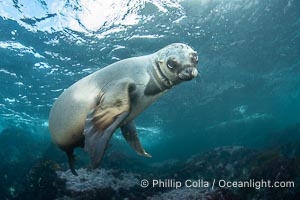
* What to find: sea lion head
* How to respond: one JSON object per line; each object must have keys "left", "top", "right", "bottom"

{"left": 155, "top": 43, "right": 199, "bottom": 87}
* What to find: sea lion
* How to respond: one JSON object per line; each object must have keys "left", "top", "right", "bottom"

{"left": 48, "top": 43, "right": 199, "bottom": 175}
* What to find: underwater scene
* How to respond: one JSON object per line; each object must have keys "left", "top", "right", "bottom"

{"left": 0, "top": 0, "right": 300, "bottom": 199}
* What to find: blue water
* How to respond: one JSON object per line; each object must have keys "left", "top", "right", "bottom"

{"left": 0, "top": 0, "right": 300, "bottom": 199}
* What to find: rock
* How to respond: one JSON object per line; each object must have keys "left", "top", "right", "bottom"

{"left": 0, "top": 128, "right": 48, "bottom": 199}
{"left": 1, "top": 125, "right": 300, "bottom": 199}
{"left": 20, "top": 160, "right": 65, "bottom": 200}
{"left": 56, "top": 168, "right": 144, "bottom": 199}
{"left": 148, "top": 188, "right": 240, "bottom": 200}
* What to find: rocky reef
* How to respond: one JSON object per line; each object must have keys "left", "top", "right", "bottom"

{"left": 51, "top": 145, "right": 300, "bottom": 200}
{"left": 0, "top": 124, "right": 299, "bottom": 199}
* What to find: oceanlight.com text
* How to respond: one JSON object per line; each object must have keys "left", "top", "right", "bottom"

{"left": 140, "top": 179, "right": 295, "bottom": 190}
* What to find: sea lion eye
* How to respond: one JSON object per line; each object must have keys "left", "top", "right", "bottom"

{"left": 167, "top": 59, "right": 176, "bottom": 69}
{"left": 191, "top": 53, "right": 198, "bottom": 64}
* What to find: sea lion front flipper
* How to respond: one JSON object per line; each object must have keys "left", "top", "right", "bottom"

{"left": 120, "top": 121, "right": 152, "bottom": 158}
{"left": 84, "top": 111, "right": 129, "bottom": 169}
{"left": 84, "top": 79, "right": 136, "bottom": 169}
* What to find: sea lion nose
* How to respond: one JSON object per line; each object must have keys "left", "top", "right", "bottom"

{"left": 191, "top": 68, "right": 198, "bottom": 77}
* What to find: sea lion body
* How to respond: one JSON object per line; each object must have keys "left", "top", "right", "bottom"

{"left": 49, "top": 55, "right": 162, "bottom": 148}
{"left": 49, "top": 43, "right": 199, "bottom": 174}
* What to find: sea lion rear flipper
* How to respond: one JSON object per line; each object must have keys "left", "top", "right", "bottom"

{"left": 84, "top": 79, "right": 135, "bottom": 169}
{"left": 66, "top": 150, "right": 78, "bottom": 176}
{"left": 120, "top": 121, "right": 152, "bottom": 158}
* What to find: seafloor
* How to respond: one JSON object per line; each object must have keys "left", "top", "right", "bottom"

{"left": 0, "top": 124, "right": 299, "bottom": 200}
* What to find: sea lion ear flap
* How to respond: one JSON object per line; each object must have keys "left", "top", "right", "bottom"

{"left": 155, "top": 51, "right": 167, "bottom": 67}
{"left": 155, "top": 57, "right": 164, "bottom": 67}
{"left": 120, "top": 121, "right": 152, "bottom": 158}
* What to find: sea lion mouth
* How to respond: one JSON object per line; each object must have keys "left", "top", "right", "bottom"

{"left": 178, "top": 67, "right": 198, "bottom": 81}
{"left": 155, "top": 62, "right": 173, "bottom": 88}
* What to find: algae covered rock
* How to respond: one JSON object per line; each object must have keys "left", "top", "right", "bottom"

{"left": 0, "top": 128, "right": 47, "bottom": 199}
